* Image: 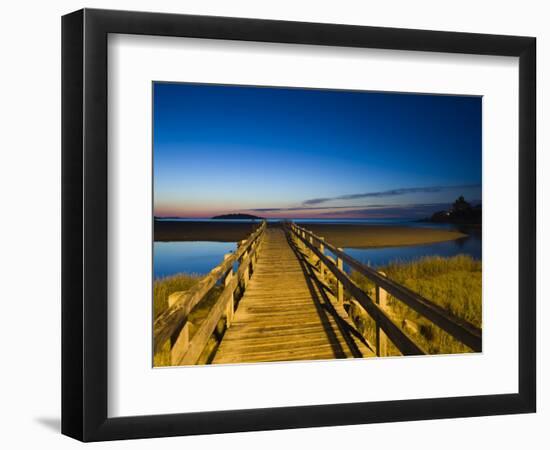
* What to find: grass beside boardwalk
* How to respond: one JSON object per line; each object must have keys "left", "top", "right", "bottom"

{"left": 153, "top": 256, "right": 481, "bottom": 363}
{"left": 350, "top": 255, "right": 482, "bottom": 355}
{"left": 153, "top": 273, "right": 223, "bottom": 367}
{"left": 153, "top": 273, "right": 202, "bottom": 320}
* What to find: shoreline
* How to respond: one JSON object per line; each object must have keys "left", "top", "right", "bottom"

{"left": 301, "top": 223, "right": 466, "bottom": 248}
{"left": 154, "top": 221, "right": 467, "bottom": 248}
{"left": 155, "top": 221, "right": 259, "bottom": 242}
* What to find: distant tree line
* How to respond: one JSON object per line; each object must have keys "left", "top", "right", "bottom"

{"left": 430, "top": 196, "right": 481, "bottom": 224}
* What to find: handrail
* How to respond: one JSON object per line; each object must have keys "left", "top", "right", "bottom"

{"left": 288, "top": 222, "right": 482, "bottom": 353}
{"left": 175, "top": 235, "right": 263, "bottom": 365}
{"left": 287, "top": 223, "right": 424, "bottom": 355}
{"left": 153, "top": 221, "right": 266, "bottom": 356}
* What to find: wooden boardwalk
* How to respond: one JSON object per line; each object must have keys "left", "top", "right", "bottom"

{"left": 154, "top": 221, "right": 481, "bottom": 366}
{"left": 213, "top": 227, "right": 374, "bottom": 364}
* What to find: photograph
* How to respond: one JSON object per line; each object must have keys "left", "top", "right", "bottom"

{"left": 53, "top": 5, "right": 538, "bottom": 443}
{"left": 152, "top": 82, "right": 482, "bottom": 367}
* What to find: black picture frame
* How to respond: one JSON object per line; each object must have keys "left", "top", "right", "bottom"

{"left": 62, "top": 8, "right": 536, "bottom": 442}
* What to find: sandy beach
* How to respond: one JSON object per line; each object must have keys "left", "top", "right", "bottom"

{"left": 154, "top": 221, "right": 466, "bottom": 247}
{"left": 302, "top": 223, "right": 466, "bottom": 248}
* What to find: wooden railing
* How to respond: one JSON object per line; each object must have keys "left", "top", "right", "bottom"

{"left": 286, "top": 222, "right": 482, "bottom": 356}
{"left": 153, "top": 221, "right": 266, "bottom": 365}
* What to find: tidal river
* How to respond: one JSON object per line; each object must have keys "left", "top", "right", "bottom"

{"left": 153, "top": 221, "right": 481, "bottom": 279}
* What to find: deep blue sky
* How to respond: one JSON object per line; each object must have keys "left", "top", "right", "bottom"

{"left": 153, "top": 82, "right": 481, "bottom": 218}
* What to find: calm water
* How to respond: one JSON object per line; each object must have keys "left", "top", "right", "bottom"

{"left": 153, "top": 221, "right": 481, "bottom": 278}
{"left": 156, "top": 218, "right": 433, "bottom": 225}
{"left": 154, "top": 241, "right": 236, "bottom": 278}
{"left": 342, "top": 232, "right": 481, "bottom": 269}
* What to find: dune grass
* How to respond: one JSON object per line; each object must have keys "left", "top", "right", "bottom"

{"left": 153, "top": 273, "right": 203, "bottom": 320}
{"left": 153, "top": 273, "right": 225, "bottom": 367}
{"left": 350, "top": 255, "right": 482, "bottom": 355}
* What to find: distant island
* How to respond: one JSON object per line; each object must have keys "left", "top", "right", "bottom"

{"left": 424, "top": 196, "right": 481, "bottom": 225}
{"left": 211, "top": 213, "right": 264, "bottom": 220}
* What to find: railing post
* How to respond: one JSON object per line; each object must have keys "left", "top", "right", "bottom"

{"left": 308, "top": 234, "right": 314, "bottom": 259}
{"left": 375, "top": 271, "right": 389, "bottom": 357}
{"left": 318, "top": 237, "right": 325, "bottom": 278}
{"left": 337, "top": 248, "right": 344, "bottom": 305}
{"left": 252, "top": 236, "right": 263, "bottom": 264}
{"left": 255, "top": 224, "right": 265, "bottom": 264}
{"left": 243, "top": 248, "right": 250, "bottom": 288}
{"left": 224, "top": 253, "right": 234, "bottom": 328}
{"left": 168, "top": 291, "right": 190, "bottom": 365}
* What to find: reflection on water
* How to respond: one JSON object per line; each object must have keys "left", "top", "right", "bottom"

{"left": 154, "top": 241, "right": 236, "bottom": 279}
{"left": 324, "top": 224, "right": 481, "bottom": 270}
{"left": 344, "top": 235, "right": 481, "bottom": 269}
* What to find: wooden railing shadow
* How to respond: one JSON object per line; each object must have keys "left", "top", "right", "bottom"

{"left": 154, "top": 220, "right": 481, "bottom": 366}
{"left": 286, "top": 231, "right": 371, "bottom": 358}
{"left": 285, "top": 222, "right": 482, "bottom": 357}
{"left": 285, "top": 232, "right": 347, "bottom": 358}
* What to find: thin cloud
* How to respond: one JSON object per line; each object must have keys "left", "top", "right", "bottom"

{"left": 302, "top": 184, "right": 481, "bottom": 206}
{"left": 317, "top": 202, "right": 455, "bottom": 218}
{"left": 249, "top": 205, "right": 368, "bottom": 213}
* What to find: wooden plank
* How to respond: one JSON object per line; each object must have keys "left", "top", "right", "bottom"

{"left": 221, "top": 328, "right": 343, "bottom": 342}
{"left": 170, "top": 322, "right": 190, "bottom": 365}
{"left": 219, "top": 335, "right": 343, "bottom": 352}
{"left": 177, "top": 246, "right": 259, "bottom": 365}
{"left": 216, "top": 353, "right": 346, "bottom": 364}
{"left": 213, "top": 227, "right": 373, "bottom": 364}
{"left": 375, "top": 271, "right": 389, "bottom": 357}
{"left": 222, "top": 319, "right": 345, "bottom": 334}
{"left": 214, "top": 344, "right": 350, "bottom": 364}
